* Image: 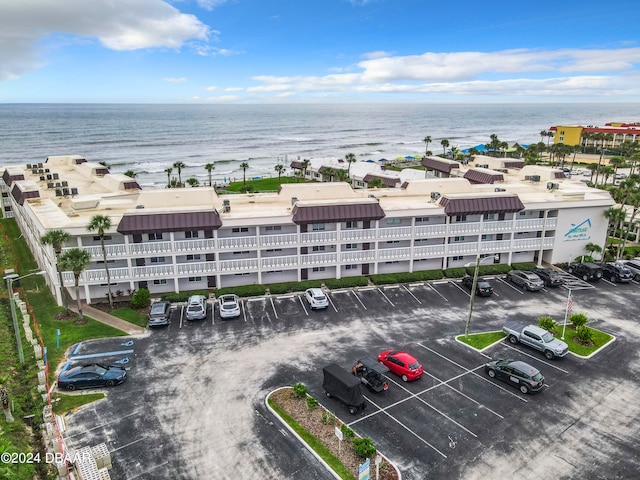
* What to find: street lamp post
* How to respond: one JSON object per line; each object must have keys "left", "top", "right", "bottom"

{"left": 464, "top": 255, "right": 498, "bottom": 339}
{"left": 3, "top": 270, "right": 45, "bottom": 366}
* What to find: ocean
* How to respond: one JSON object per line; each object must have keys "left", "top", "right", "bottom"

{"left": 0, "top": 103, "right": 637, "bottom": 189}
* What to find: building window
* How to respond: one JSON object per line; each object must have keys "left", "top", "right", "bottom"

{"left": 312, "top": 223, "right": 325, "bottom": 231}
{"left": 96, "top": 260, "right": 115, "bottom": 265}
{"left": 483, "top": 213, "right": 496, "bottom": 221}
{"left": 455, "top": 215, "right": 467, "bottom": 222}
{"left": 234, "top": 272, "right": 250, "bottom": 276}
{"left": 519, "top": 211, "right": 533, "bottom": 217}
{"left": 386, "top": 218, "right": 401, "bottom": 225}
{"left": 232, "top": 251, "right": 250, "bottom": 255}
{"left": 265, "top": 225, "right": 281, "bottom": 231}
{"left": 232, "top": 227, "right": 249, "bottom": 233}
{"left": 265, "top": 248, "right": 282, "bottom": 252}
{"left": 345, "top": 221, "right": 358, "bottom": 229}
{"left": 345, "top": 264, "right": 358, "bottom": 270}
{"left": 188, "top": 276, "right": 202, "bottom": 282}
{"left": 312, "top": 267, "right": 326, "bottom": 272}
{"left": 481, "top": 235, "right": 488, "bottom": 241}
{"left": 312, "top": 245, "right": 326, "bottom": 252}
{"left": 185, "top": 230, "right": 199, "bottom": 238}
{"left": 345, "top": 244, "right": 358, "bottom": 249}
{"left": 153, "top": 279, "right": 167, "bottom": 285}
{"left": 415, "top": 238, "right": 428, "bottom": 243}
{"left": 385, "top": 261, "right": 399, "bottom": 264}
{"left": 452, "top": 256, "right": 463, "bottom": 261}
{"left": 453, "top": 236, "right": 465, "bottom": 242}
{"left": 93, "top": 235, "right": 112, "bottom": 241}
{"left": 148, "top": 233, "right": 163, "bottom": 241}
{"left": 150, "top": 257, "right": 165, "bottom": 263}
{"left": 186, "top": 254, "right": 201, "bottom": 261}
{"left": 415, "top": 217, "right": 429, "bottom": 223}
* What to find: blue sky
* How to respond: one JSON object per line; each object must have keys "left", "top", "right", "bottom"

{"left": 2, "top": 0, "right": 640, "bottom": 103}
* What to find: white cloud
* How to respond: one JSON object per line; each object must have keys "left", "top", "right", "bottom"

{"left": 196, "top": 0, "right": 228, "bottom": 10}
{"left": 0, "top": 0, "right": 210, "bottom": 80}
{"left": 164, "top": 77, "right": 188, "bottom": 83}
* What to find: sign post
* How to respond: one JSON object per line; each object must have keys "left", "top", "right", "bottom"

{"left": 358, "top": 458, "right": 370, "bottom": 480}
{"left": 335, "top": 426, "right": 343, "bottom": 458}
{"left": 375, "top": 455, "right": 382, "bottom": 479}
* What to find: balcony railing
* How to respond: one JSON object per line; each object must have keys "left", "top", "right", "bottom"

{"left": 450, "top": 222, "right": 482, "bottom": 234}
{"left": 217, "top": 236, "right": 257, "bottom": 249}
{"left": 341, "top": 229, "right": 377, "bottom": 242}
{"left": 217, "top": 258, "right": 258, "bottom": 272}
{"left": 481, "top": 220, "right": 513, "bottom": 233}
{"left": 378, "top": 247, "right": 412, "bottom": 260}
{"left": 479, "top": 240, "right": 512, "bottom": 253}
{"left": 341, "top": 250, "right": 376, "bottom": 262}
{"left": 261, "top": 255, "right": 299, "bottom": 269}
{"left": 176, "top": 261, "right": 217, "bottom": 275}
{"left": 300, "top": 231, "right": 337, "bottom": 244}
{"left": 260, "top": 233, "right": 298, "bottom": 247}
{"left": 133, "top": 264, "right": 174, "bottom": 278}
{"left": 300, "top": 253, "right": 337, "bottom": 265}
{"left": 378, "top": 226, "right": 413, "bottom": 239}
{"left": 414, "top": 244, "right": 446, "bottom": 258}
{"left": 174, "top": 238, "right": 216, "bottom": 252}
{"left": 129, "top": 241, "right": 173, "bottom": 255}
{"left": 415, "top": 224, "right": 447, "bottom": 236}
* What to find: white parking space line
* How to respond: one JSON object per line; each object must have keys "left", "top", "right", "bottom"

{"left": 211, "top": 304, "right": 215, "bottom": 325}
{"left": 451, "top": 281, "right": 471, "bottom": 297}
{"left": 427, "top": 283, "right": 449, "bottom": 302}
{"left": 351, "top": 291, "right": 367, "bottom": 310}
{"left": 377, "top": 287, "right": 395, "bottom": 307}
{"left": 358, "top": 286, "right": 376, "bottom": 291}
{"left": 417, "top": 343, "right": 528, "bottom": 402}
{"left": 501, "top": 343, "right": 570, "bottom": 374}
{"left": 326, "top": 294, "right": 338, "bottom": 312}
{"left": 179, "top": 304, "right": 184, "bottom": 328}
{"left": 359, "top": 395, "right": 448, "bottom": 459}
{"left": 496, "top": 277, "right": 525, "bottom": 294}
{"left": 601, "top": 278, "right": 616, "bottom": 287}
{"left": 422, "top": 371, "right": 504, "bottom": 419}
{"left": 277, "top": 294, "right": 295, "bottom": 299}
{"left": 241, "top": 300, "right": 247, "bottom": 322}
{"left": 298, "top": 295, "right": 309, "bottom": 316}
{"left": 269, "top": 296, "right": 278, "bottom": 319}
{"left": 401, "top": 284, "right": 422, "bottom": 304}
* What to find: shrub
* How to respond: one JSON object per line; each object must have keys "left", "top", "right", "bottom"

{"left": 268, "top": 280, "right": 323, "bottom": 294}
{"left": 569, "top": 312, "right": 588, "bottom": 328}
{"left": 368, "top": 274, "right": 397, "bottom": 285}
{"left": 340, "top": 424, "right": 355, "bottom": 439}
{"left": 538, "top": 316, "right": 557, "bottom": 333}
{"left": 575, "top": 325, "right": 593, "bottom": 343}
{"left": 443, "top": 268, "right": 466, "bottom": 278}
{"left": 306, "top": 396, "right": 319, "bottom": 409}
{"left": 511, "top": 262, "right": 537, "bottom": 271}
{"left": 321, "top": 411, "right": 336, "bottom": 425}
{"left": 292, "top": 382, "right": 307, "bottom": 399}
{"left": 130, "top": 288, "right": 150, "bottom": 308}
{"left": 161, "top": 290, "right": 210, "bottom": 303}
{"left": 325, "top": 276, "right": 369, "bottom": 289}
{"left": 476, "top": 264, "right": 512, "bottom": 275}
{"left": 352, "top": 437, "right": 377, "bottom": 459}
{"left": 215, "top": 284, "right": 266, "bottom": 297}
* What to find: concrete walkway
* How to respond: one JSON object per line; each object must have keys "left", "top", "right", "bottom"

{"left": 80, "top": 303, "right": 146, "bottom": 335}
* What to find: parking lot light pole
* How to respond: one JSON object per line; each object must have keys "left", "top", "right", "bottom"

{"left": 464, "top": 255, "right": 498, "bottom": 339}
{"left": 3, "top": 270, "right": 46, "bottom": 366}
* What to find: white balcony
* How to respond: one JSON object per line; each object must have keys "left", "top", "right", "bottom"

{"left": 378, "top": 247, "right": 412, "bottom": 260}
{"left": 378, "top": 226, "right": 413, "bottom": 239}
{"left": 176, "top": 261, "right": 217, "bottom": 275}
{"left": 64, "top": 243, "right": 128, "bottom": 258}
{"left": 301, "top": 253, "right": 337, "bottom": 265}
{"left": 447, "top": 242, "right": 480, "bottom": 255}
{"left": 217, "top": 236, "right": 257, "bottom": 249}
{"left": 218, "top": 258, "right": 258, "bottom": 272}
{"left": 415, "top": 224, "right": 447, "bottom": 236}
{"left": 414, "top": 244, "right": 446, "bottom": 258}
{"left": 449, "top": 222, "right": 482, "bottom": 234}
{"left": 62, "top": 266, "right": 130, "bottom": 284}
{"left": 174, "top": 238, "right": 216, "bottom": 252}
{"left": 261, "top": 255, "right": 299, "bottom": 269}
{"left": 479, "top": 240, "right": 512, "bottom": 252}
{"left": 341, "top": 250, "right": 376, "bottom": 262}
{"left": 514, "top": 218, "right": 546, "bottom": 230}
{"left": 133, "top": 264, "right": 174, "bottom": 278}
{"left": 130, "top": 241, "right": 173, "bottom": 255}
{"left": 260, "top": 233, "right": 298, "bottom": 247}
{"left": 341, "top": 229, "right": 377, "bottom": 242}
{"left": 481, "top": 220, "right": 513, "bottom": 233}
{"left": 300, "top": 231, "right": 337, "bottom": 244}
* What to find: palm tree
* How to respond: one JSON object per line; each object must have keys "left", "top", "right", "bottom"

{"left": 600, "top": 166, "right": 614, "bottom": 186}
{"left": 540, "top": 130, "right": 548, "bottom": 144}
{"left": 123, "top": 170, "right": 137, "bottom": 178}
{"left": 186, "top": 177, "right": 199, "bottom": 187}
{"left": 59, "top": 248, "right": 92, "bottom": 323}
{"left": 440, "top": 139, "right": 450, "bottom": 156}
{"left": 240, "top": 162, "right": 249, "bottom": 184}
{"left": 619, "top": 191, "right": 640, "bottom": 259}
{"left": 41, "top": 230, "right": 71, "bottom": 310}
{"left": 450, "top": 146, "right": 460, "bottom": 160}
{"left": 604, "top": 206, "right": 626, "bottom": 261}
{"left": 609, "top": 157, "right": 624, "bottom": 179}
{"left": 322, "top": 167, "right": 335, "bottom": 182}
{"left": 87, "top": 214, "right": 114, "bottom": 309}
{"left": 586, "top": 163, "right": 598, "bottom": 181}
{"left": 300, "top": 159, "right": 310, "bottom": 180}
{"left": 367, "top": 178, "right": 384, "bottom": 188}
{"left": 164, "top": 167, "right": 173, "bottom": 187}
{"left": 584, "top": 242, "right": 602, "bottom": 262}
{"left": 204, "top": 162, "right": 215, "bottom": 187}
{"left": 345, "top": 153, "right": 356, "bottom": 175}
{"left": 334, "top": 169, "right": 349, "bottom": 182}
{"left": 274, "top": 164, "right": 286, "bottom": 185}
{"left": 546, "top": 130, "right": 554, "bottom": 149}
{"left": 423, "top": 136, "right": 432, "bottom": 156}
{"left": 173, "top": 161, "right": 186, "bottom": 187}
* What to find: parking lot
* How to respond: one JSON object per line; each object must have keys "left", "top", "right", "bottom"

{"left": 61, "top": 274, "right": 640, "bottom": 480}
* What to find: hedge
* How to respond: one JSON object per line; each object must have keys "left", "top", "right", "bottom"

{"left": 369, "top": 270, "right": 444, "bottom": 285}
{"left": 324, "top": 276, "right": 369, "bottom": 289}
{"left": 509, "top": 262, "right": 536, "bottom": 271}
{"left": 161, "top": 289, "right": 211, "bottom": 302}
{"left": 267, "top": 280, "right": 322, "bottom": 295}
{"left": 443, "top": 267, "right": 466, "bottom": 278}
{"left": 215, "top": 284, "right": 267, "bottom": 297}
{"left": 466, "top": 264, "right": 513, "bottom": 276}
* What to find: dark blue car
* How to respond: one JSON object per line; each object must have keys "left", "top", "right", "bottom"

{"left": 58, "top": 363, "right": 127, "bottom": 391}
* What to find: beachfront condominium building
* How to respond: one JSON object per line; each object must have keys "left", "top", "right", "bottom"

{"left": 550, "top": 122, "right": 640, "bottom": 151}
{"left": 1, "top": 155, "right": 614, "bottom": 305}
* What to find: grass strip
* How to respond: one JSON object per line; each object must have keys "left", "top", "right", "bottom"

{"left": 267, "top": 398, "right": 355, "bottom": 480}
{"left": 457, "top": 331, "right": 505, "bottom": 349}
{"left": 52, "top": 392, "right": 105, "bottom": 415}
{"left": 558, "top": 325, "right": 613, "bottom": 356}
{"left": 110, "top": 307, "right": 147, "bottom": 328}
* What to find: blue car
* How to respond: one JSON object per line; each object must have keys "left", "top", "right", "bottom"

{"left": 58, "top": 363, "right": 127, "bottom": 391}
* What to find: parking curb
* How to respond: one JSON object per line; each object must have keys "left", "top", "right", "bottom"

{"left": 265, "top": 386, "right": 402, "bottom": 480}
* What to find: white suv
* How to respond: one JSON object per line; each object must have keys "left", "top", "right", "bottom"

{"left": 305, "top": 288, "right": 329, "bottom": 310}
{"left": 185, "top": 295, "right": 207, "bottom": 320}
{"left": 218, "top": 294, "right": 241, "bottom": 319}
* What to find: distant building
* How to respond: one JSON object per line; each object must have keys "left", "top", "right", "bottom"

{"left": 2, "top": 155, "right": 614, "bottom": 305}
{"left": 550, "top": 122, "right": 640, "bottom": 149}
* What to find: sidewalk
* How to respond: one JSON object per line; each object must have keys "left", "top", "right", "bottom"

{"left": 80, "top": 303, "right": 146, "bottom": 335}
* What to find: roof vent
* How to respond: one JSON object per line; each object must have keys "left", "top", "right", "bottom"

{"left": 547, "top": 182, "right": 560, "bottom": 190}
{"left": 430, "top": 191, "right": 441, "bottom": 201}
{"left": 495, "top": 187, "right": 506, "bottom": 192}
{"left": 135, "top": 204, "right": 144, "bottom": 209}
{"left": 222, "top": 199, "right": 231, "bottom": 212}
{"left": 291, "top": 197, "right": 298, "bottom": 206}
{"left": 531, "top": 175, "right": 541, "bottom": 182}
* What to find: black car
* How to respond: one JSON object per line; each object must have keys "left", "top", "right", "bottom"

{"left": 461, "top": 275, "right": 494, "bottom": 296}
{"left": 147, "top": 300, "right": 172, "bottom": 327}
{"left": 602, "top": 262, "right": 633, "bottom": 283}
{"left": 352, "top": 357, "right": 389, "bottom": 393}
{"left": 57, "top": 363, "right": 127, "bottom": 391}
{"left": 531, "top": 268, "right": 564, "bottom": 287}
{"left": 568, "top": 262, "right": 603, "bottom": 282}
{"left": 484, "top": 359, "right": 544, "bottom": 394}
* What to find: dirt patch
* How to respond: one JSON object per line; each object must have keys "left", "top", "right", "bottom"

{"left": 55, "top": 310, "right": 77, "bottom": 321}
{"left": 270, "top": 388, "right": 399, "bottom": 480}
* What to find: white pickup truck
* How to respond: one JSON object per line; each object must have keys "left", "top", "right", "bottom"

{"left": 503, "top": 323, "right": 569, "bottom": 360}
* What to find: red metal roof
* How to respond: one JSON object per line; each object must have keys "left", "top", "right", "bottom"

{"left": 439, "top": 195, "right": 524, "bottom": 215}
{"left": 292, "top": 202, "right": 385, "bottom": 224}
{"left": 117, "top": 210, "right": 222, "bottom": 234}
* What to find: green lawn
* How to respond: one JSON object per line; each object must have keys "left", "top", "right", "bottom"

{"left": 221, "top": 175, "right": 302, "bottom": 193}
{"left": 457, "top": 331, "right": 505, "bottom": 349}
{"left": 111, "top": 307, "right": 148, "bottom": 327}
{"left": 52, "top": 392, "right": 105, "bottom": 415}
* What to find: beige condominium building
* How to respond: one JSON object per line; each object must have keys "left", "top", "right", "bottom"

{"left": 1, "top": 155, "right": 614, "bottom": 305}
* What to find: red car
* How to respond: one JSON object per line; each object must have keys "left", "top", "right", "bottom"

{"left": 377, "top": 350, "right": 424, "bottom": 382}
